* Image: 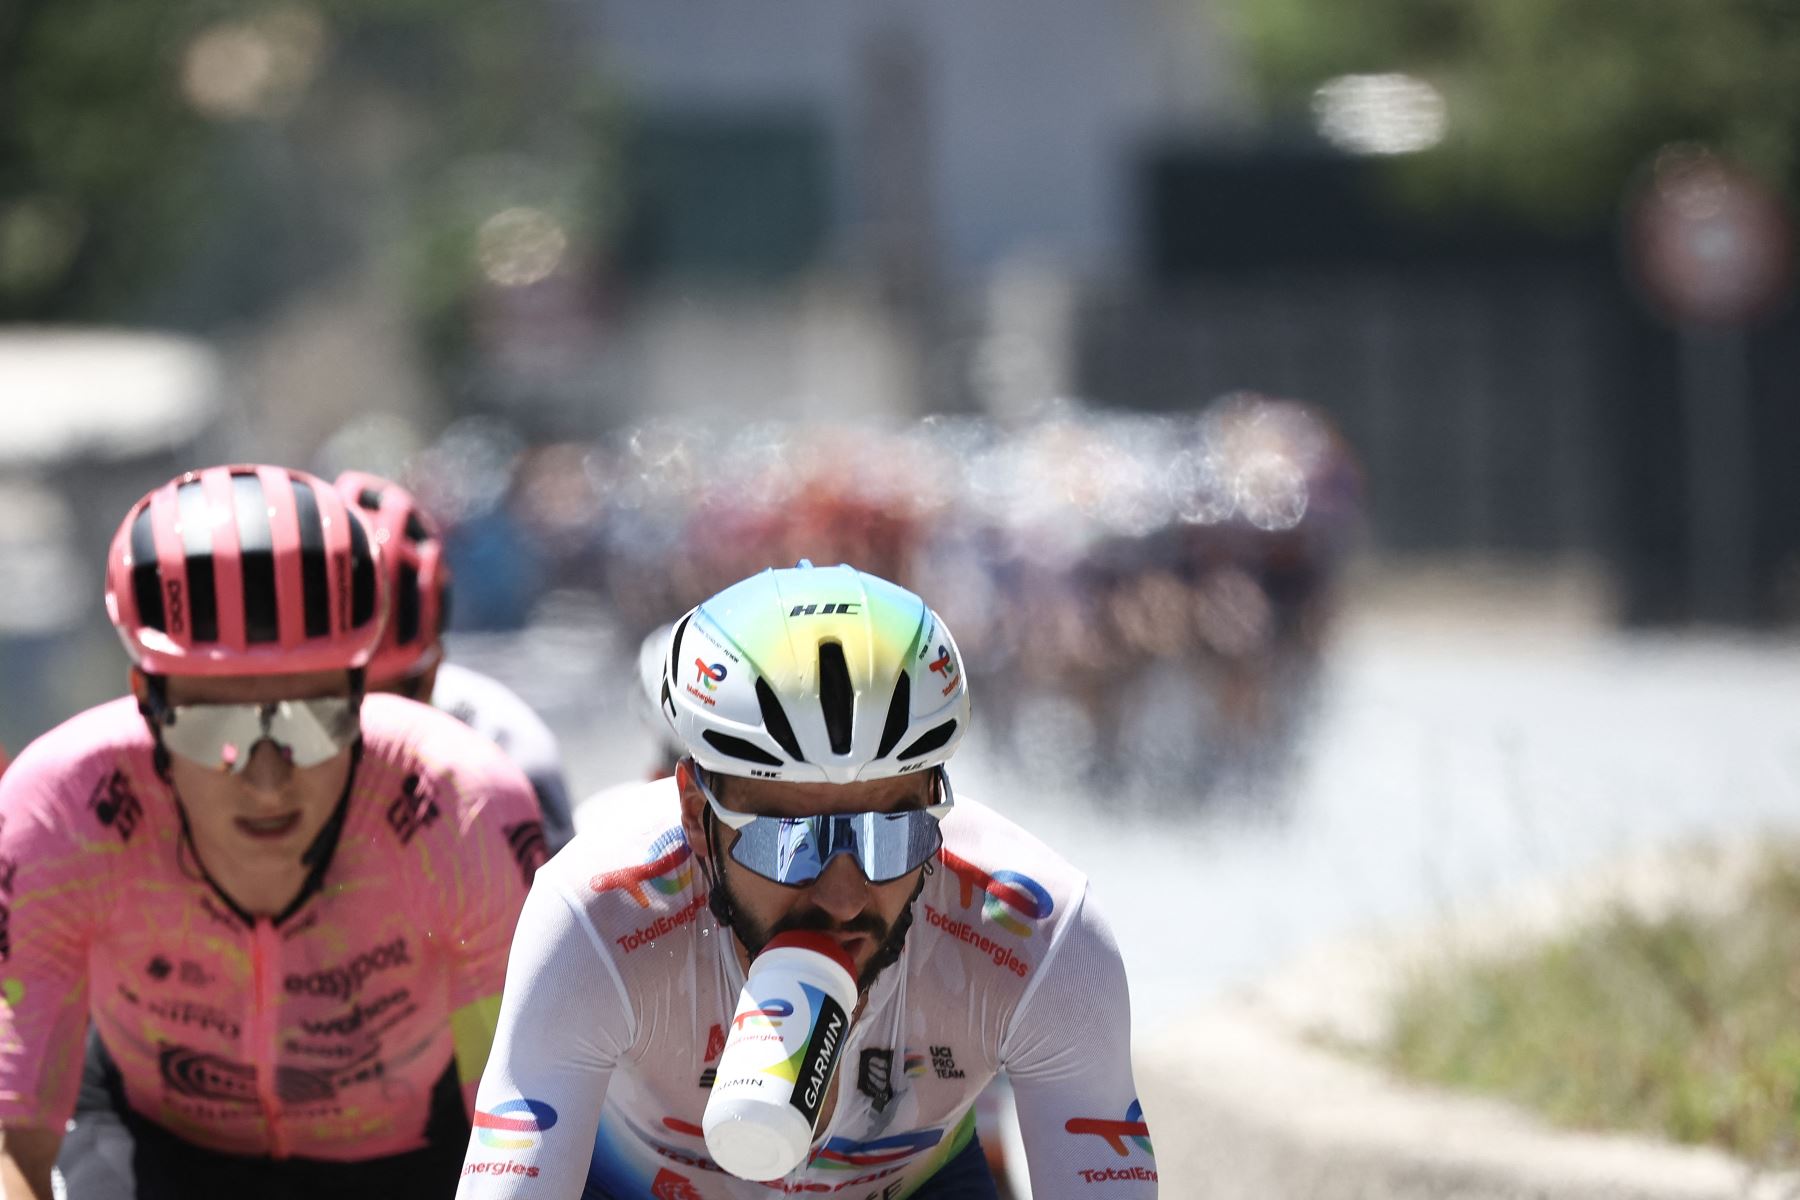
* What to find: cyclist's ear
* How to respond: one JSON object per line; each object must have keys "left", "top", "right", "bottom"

{"left": 675, "top": 758, "right": 709, "bottom": 854}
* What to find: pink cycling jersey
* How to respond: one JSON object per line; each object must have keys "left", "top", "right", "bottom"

{"left": 0, "top": 693, "right": 545, "bottom": 1160}
{"left": 459, "top": 779, "right": 1157, "bottom": 1198}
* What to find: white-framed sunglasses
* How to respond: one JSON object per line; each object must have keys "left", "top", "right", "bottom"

{"left": 151, "top": 696, "right": 360, "bottom": 773}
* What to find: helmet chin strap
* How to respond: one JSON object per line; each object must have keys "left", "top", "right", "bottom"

{"left": 699, "top": 803, "right": 744, "bottom": 938}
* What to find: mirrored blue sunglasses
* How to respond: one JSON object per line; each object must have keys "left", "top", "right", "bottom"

{"left": 693, "top": 765, "right": 952, "bottom": 886}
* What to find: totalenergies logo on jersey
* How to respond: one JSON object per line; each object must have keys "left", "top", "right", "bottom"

{"left": 590, "top": 830, "right": 695, "bottom": 908}
{"left": 474, "top": 1097, "right": 559, "bottom": 1149}
{"left": 732, "top": 998, "right": 794, "bottom": 1032}
{"left": 939, "top": 849, "right": 1053, "bottom": 937}
{"left": 1066, "top": 1099, "right": 1153, "bottom": 1157}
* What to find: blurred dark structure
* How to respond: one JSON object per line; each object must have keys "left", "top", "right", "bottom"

{"left": 1096, "top": 143, "right": 1800, "bottom": 624}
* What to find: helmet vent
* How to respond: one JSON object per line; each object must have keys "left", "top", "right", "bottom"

{"left": 667, "top": 611, "right": 695, "bottom": 690}
{"left": 291, "top": 478, "right": 331, "bottom": 638}
{"left": 703, "top": 730, "right": 784, "bottom": 768}
{"left": 356, "top": 488, "right": 382, "bottom": 511}
{"left": 876, "top": 671, "right": 911, "bottom": 759}
{"left": 347, "top": 511, "right": 378, "bottom": 627}
{"left": 817, "top": 641, "right": 854, "bottom": 755}
{"left": 755, "top": 677, "right": 807, "bottom": 763}
{"left": 231, "top": 474, "right": 276, "bottom": 644}
{"left": 128, "top": 505, "right": 166, "bottom": 633}
{"left": 898, "top": 719, "right": 957, "bottom": 762}
{"left": 404, "top": 511, "right": 429, "bottom": 543}
{"left": 396, "top": 563, "right": 422, "bottom": 645}
{"left": 177, "top": 479, "right": 220, "bottom": 643}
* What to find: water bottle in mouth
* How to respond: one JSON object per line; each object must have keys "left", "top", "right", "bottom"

{"left": 702, "top": 931, "right": 858, "bottom": 1181}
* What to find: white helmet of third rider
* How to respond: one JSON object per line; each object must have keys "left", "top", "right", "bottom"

{"left": 661, "top": 562, "right": 969, "bottom": 784}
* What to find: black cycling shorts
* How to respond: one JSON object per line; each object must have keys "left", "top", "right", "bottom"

{"left": 57, "top": 1029, "right": 471, "bottom": 1200}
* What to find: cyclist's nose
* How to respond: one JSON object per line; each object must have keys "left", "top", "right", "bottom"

{"left": 237, "top": 738, "right": 296, "bottom": 796}
{"left": 807, "top": 854, "right": 872, "bottom": 923}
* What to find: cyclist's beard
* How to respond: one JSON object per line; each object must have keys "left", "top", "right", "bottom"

{"left": 719, "top": 870, "right": 926, "bottom": 994}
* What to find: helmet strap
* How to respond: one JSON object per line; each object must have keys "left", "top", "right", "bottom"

{"left": 136, "top": 673, "right": 175, "bottom": 783}
{"left": 699, "top": 802, "right": 744, "bottom": 936}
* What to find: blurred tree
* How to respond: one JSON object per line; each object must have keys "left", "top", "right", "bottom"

{"left": 1220, "top": 0, "right": 1800, "bottom": 227}
{"left": 0, "top": 0, "right": 615, "bottom": 345}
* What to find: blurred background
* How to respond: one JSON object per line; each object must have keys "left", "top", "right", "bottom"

{"left": 4, "top": 0, "right": 1800, "bottom": 1044}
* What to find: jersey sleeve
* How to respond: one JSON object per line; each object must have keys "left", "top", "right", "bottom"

{"left": 0, "top": 760, "right": 106, "bottom": 1128}
{"left": 1001, "top": 885, "right": 1158, "bottom": 1196}
{"left": 455, "top": 873, "right": 634, "bottom": 1198}
{"left": 442, "top": 756, "right": 550, "bottom": 1113}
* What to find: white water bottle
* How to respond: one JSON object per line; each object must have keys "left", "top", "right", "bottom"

{"left": 703, "top": 932, "right": 858, "bottom": 1181}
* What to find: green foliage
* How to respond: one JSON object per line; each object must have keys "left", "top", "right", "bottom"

{"left": 1384, "top": 850, "right": 1800, "bottom": 1166}
{"left": 1220, "top": 0, "right": 1800, "bottom": 225}
{"left": 0, "top": 0, "right": 616, "bottom": 333}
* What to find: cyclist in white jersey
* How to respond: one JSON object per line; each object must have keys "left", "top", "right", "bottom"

{"left": 571, "top": 623, "right": 1025, "bottom": 1195}
{"left": 459, "top": 563, "right": 1156, "bottom": 1199}
{"left": 337, "top": 472, "right": 575, "bottom": 854}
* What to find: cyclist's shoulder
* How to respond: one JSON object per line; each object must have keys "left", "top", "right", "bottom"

{"left": 360, "top": 692, "right": 520, "bottom": 776}
{"left": 356, "top": 693, "right": 537, "bottom": 823}
{"left": 548, "top": 779, "right": 702, "bottom": 923}
{"left": 1, "top": 697, "right": 157, "bottom": 814}
{"left": 936, "top": 795, "right": 1089, "bottom": 899}
{"left": 0, "top": 697, "right": 162, "bottom": 873}
{"left": 914, "top": 796, "right": 1090, "bottom": 983}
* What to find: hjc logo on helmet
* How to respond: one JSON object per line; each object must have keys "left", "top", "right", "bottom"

{"left": 789, "top": 603, "right": 860, "bottom": 617}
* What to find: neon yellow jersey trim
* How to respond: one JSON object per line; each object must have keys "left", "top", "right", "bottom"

{"left": 451, "top": 993, "right": 505, "bottom": 1086}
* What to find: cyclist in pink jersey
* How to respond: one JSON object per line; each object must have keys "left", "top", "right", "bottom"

{"left": 335, "top": 470, "right": 574, "bottom": 854}
{"left": 0, "top": 464, "right": 546, "bottom": 1200}
{"left": 460, "top": 564, "right": 1155, "bottom": 1199}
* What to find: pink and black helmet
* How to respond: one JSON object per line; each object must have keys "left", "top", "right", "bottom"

{"left": 334, "top": 470, "right": 450, "bottom": 685}
{"left": 105, "top": 465, "right": 386, "bottom": 677}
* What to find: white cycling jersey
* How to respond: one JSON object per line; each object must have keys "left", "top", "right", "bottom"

{"left": 457, "top": 779, "right": 1157, "bottom": 1198}
{"left": 433, "top": 660, "right": 575, "bottom": 852}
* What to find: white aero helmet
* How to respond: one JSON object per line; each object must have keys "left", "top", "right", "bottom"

{"left": 638, "top": 621, "right": 676, "bottom": 719}
{"left": 662, "top": 563, "right": 969, "bottom": 784}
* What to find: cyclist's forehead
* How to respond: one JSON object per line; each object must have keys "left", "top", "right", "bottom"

{"left": 720, "top": 772, "right": 932, "bottom": 818}
{"left": 164, "top": 669, "right": 354, "bottom": 706}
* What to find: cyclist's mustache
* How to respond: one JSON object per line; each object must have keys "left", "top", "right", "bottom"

{"left": 771, "top": 909, "right": 889, "bottom": 939}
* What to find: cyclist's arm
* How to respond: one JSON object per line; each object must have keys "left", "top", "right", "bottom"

{"left": 446, "top": 762, "right": 550, "bottom": 1115}
{"left": 1000, "top": 887, "right": 1158, "bottom": 1196}
{"left": 0, "top": 764, "right": 101, "bottom": 1156}
{"left": 455, "top": 876, "right": 633, "bottom": 1198}
{"left": 0, "top": 1125, "right": 58, "bottom": 1200}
